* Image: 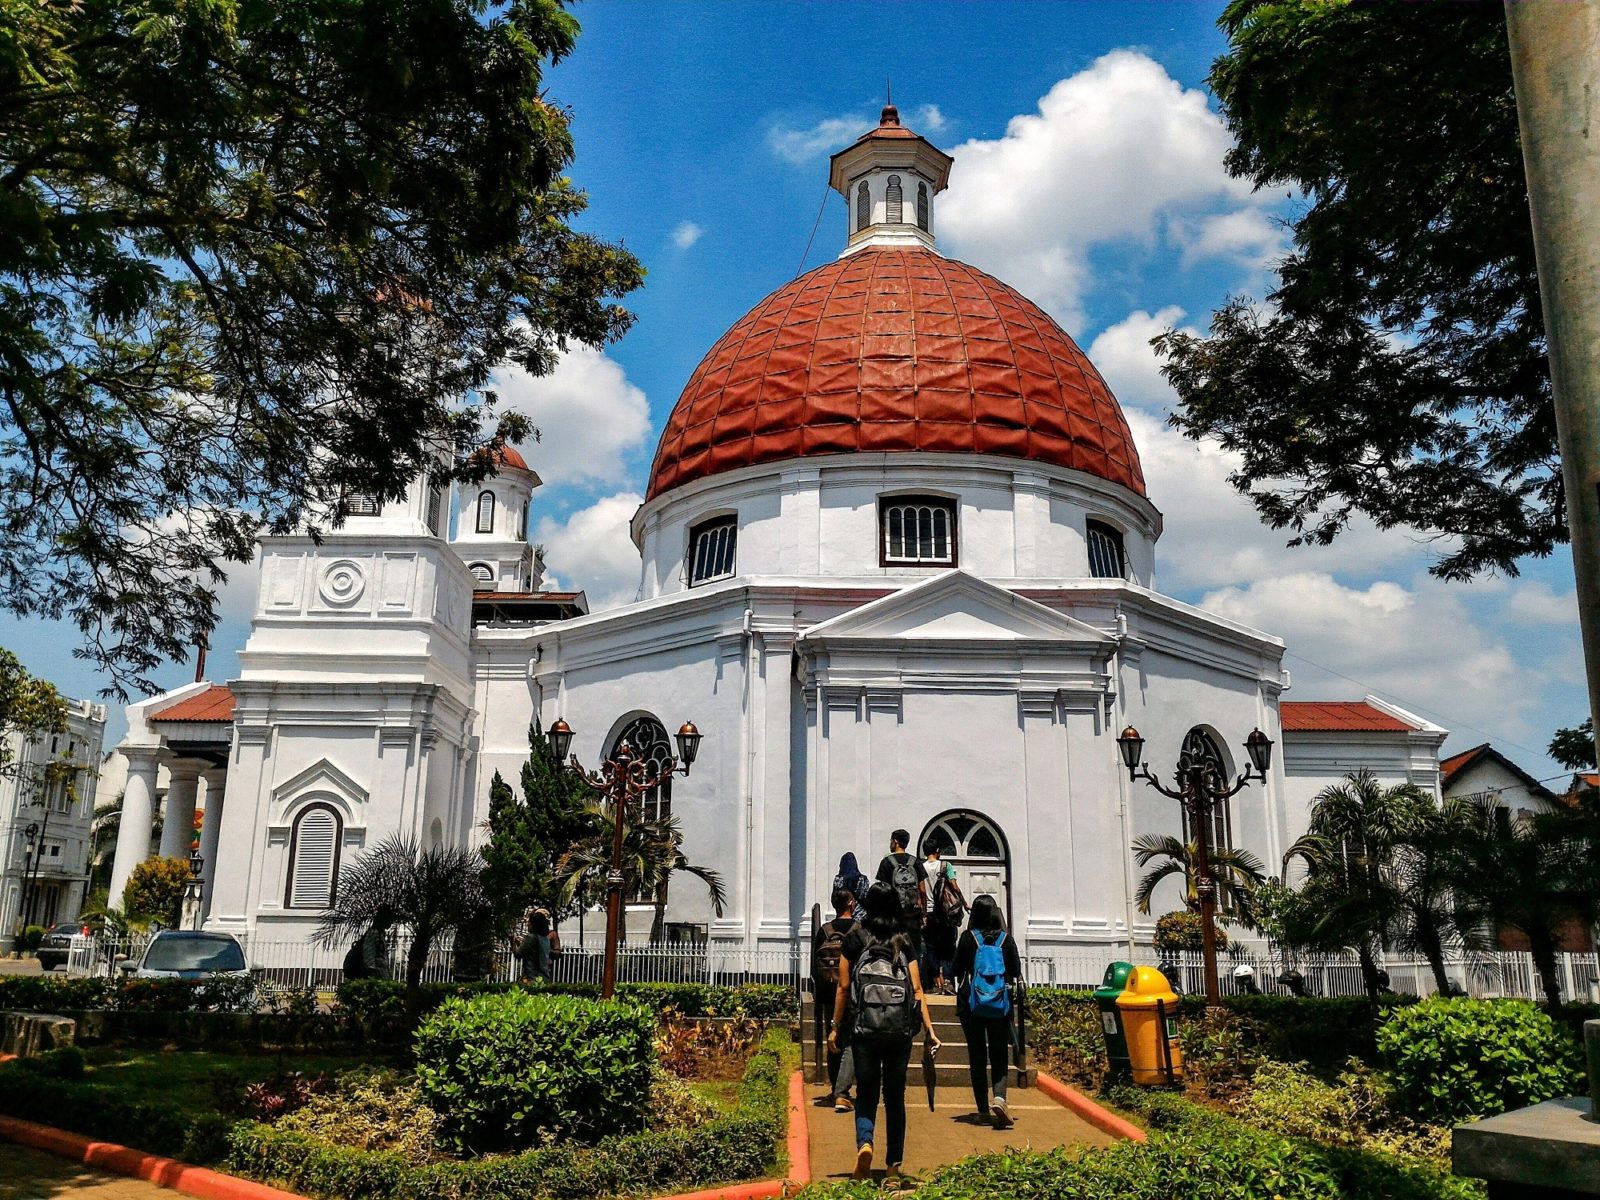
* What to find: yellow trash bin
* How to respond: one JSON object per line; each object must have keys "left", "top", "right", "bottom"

{"left": 1114, "top": 965, "right": 1183, "bottom": 1085}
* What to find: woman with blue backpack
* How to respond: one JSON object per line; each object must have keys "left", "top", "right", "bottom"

{"left": 952, "top": 893, "right": 1023, "bottom": 1128}
{"left": 827, "top": 881, "right": 941, "bottom": 1185}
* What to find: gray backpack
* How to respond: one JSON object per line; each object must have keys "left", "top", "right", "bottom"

{"left": 889, "top": 855, "right": 921, "bottom": 917}
{"left": 851, "top": 940, "right": 915, "bottom": 1041}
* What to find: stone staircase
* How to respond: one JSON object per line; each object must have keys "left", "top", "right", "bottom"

{"left": 799, "top": 992, "right": 1034, "bottom": 1090}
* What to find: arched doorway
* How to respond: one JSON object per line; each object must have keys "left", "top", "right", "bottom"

{"left": 917, "top": 810, "right": 1011, "bottom": 926}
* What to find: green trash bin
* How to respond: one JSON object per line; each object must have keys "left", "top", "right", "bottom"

{"left": 1095, "top": 960, "right": 1135, "bottom": 1079}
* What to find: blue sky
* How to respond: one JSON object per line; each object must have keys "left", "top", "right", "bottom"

{"left": 2, "top": 1, "right": 1587, "bottom": 784}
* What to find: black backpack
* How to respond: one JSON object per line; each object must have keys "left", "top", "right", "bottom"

{"left": 814, "top": 921, "right": 847, "bottom": 986}
{"left": 851, "top": 939, "right": 916, "bottom": 1041}
{"left": 889, "top": 854, "right": 921, "bottom": 917}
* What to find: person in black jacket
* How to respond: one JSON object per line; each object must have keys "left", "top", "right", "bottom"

{"left": 813, "top": 887, "right": 858, "bottom": 1111}
{"left": 952, "top": 894, "right": 1022, "bottom": 1128}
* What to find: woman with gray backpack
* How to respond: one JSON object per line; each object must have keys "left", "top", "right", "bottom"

{"left": 952, "top": 894, "right": 1023, "bottom": 1128}
{"left": 827, "top": 881, "right": 941, "bottom": 1186}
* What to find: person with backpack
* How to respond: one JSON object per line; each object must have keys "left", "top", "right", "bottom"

{"left": 828, "top": 882, "right": 940, "bottom": 1186}
{"left": 952, "top": 894, "right": 1022, "bottom": 1128}
{"left": 813, "top": 887, "right": 859, "bottom": 1111}
{"left": 921, "top": 839, "right": 965, "bottom": 994}
{"left": 875, "top": 829, "right": 927, "bottom": 951}
{"left": 833, "top": 852, "right": 871, "bottom": 905}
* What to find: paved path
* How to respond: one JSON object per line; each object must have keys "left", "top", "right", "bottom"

{"left": 0, "top": 1145, "right": 174, "bottom": 1200}
{"left": 805, "top": 1078, "right": 1115, "bottom": 1184}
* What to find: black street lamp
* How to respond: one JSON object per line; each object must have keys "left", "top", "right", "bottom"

{"left": 1116, "top": 725, "right": 1274, "bottom": 1006}
{"left": 546, "top": 718, "right": 702, "bottom": 999}
{"left": 183, "top": 849, "right": 205, "bottom": 930}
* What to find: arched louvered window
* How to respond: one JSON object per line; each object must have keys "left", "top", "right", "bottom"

{"left": 885, "top": 175, "right": 903, "bottom": 223}
{"left": 1178, "top": 728, "right": 1237, "bottom": 910}
{"left": 285, "top": 804, "right": 342, "bottom": 909}
{"left": 613, "top": 716, "right": 673, "bottom": 823}
{"left": 1086, "top": 520, "right": 1126, "bottom": 579}
{"left": 856, "top": 180, "right": 870, "bottom": 231}
{"left": 475, "top": 490, "right": 495, "bottom": 534}
{"left": 469, "top": 563, "right": 494, "bottom": 590}
{"left": 881, "top": 495, "right": 957, "bottom": 565}
{"left": 687, "top": 517, "right": 737, "bottom": 585}
{"left": 346, "top": 492, "right": 380, "bottom": 516}
{"left": 916, "top": 182, "right": 930, "bottom": 231}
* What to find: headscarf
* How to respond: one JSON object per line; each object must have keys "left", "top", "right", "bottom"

{"left": 836, "top": 852, "right": 870, "bottom": 899}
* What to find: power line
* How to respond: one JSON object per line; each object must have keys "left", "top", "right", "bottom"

{"left": 794, "top": 181, "right": 831, "bottom": 279}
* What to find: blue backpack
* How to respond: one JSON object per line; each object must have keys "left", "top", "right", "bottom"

{"left": 969, "top": 930, "right": 1011, "bottom": 1019}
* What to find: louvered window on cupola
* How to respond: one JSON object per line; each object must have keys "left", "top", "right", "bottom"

{"left": 885, "top": 175, "right": 903, "bottom": 223}
{"left": 856, "top": 181, "right": 870, "bottom": 231}
{"left": 286, "top": 804, "right": 342, "bottom": 908}
{"left": 916, "top": 182, "right": 930, "bottom": 231}
{"left": 476, "top": 490, "right": 495, "bottom": 534}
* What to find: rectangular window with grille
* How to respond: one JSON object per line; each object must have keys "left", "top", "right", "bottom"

{"left": 881, "top": 496, "right": 957, "bottom": 565}
{"left": 687, "top": 518, "right": 737, "bottom": 585}
{"left": 1086, "top": 520, "right": 1127, "bottom": 579}
{"left": 346, "top": 492, "right": 381, "bottom": 516}
{"left": 426, "top": 488, "right": 444, "bottom": 536}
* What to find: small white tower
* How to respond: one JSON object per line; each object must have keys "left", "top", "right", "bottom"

{"left": 829, "top": 103, "right": 954, "bottom": 256}
{"left": 452, "top": 447, "right": 542, "bottom": 592}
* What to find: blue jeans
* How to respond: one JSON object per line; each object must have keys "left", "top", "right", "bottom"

{"left": 852, "top": 1035, "right": 912, "bottom": 1165}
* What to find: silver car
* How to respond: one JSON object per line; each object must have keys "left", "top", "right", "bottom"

{"left": 123, "top": 930, "right": 250, "bottom": 980}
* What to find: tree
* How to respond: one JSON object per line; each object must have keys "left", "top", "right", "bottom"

{"left": 0, "top": 649, "right": 67, "bottom": 780}
{"left": 1279, "top": 770, "right": 1438, "bottom": 998}
{"left": 314, "top": 834, "right": 486, "bottom": 1013}
{"left": 1154, "top": 1, "right": 1557, "bottom": 581}
{"left": 122, "top": 855, "right": 189, "bottom": 925}
{"left": 554, "top": 804, "right": 727, "bottom": 945}
{"left": 1450, "top": 797, "right": 1598, "bottom": 1008}
{"left": 1131, "top": 833, "right": 1266, "bottom": 926}
{"left": 1548, "top": 719, "right": 1595, "bottom": 771}
{"left": 1, "top": 1, "right": 644, "bottom": 695}
{"left": 480, "top": 722, "right": 600, "bottom": 927}
{"left": 1386, "top": 795, "right": 1482, "bottom": 994}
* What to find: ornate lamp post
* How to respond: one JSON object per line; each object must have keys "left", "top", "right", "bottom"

{"left": 1116, "top": 725, "right": 1274, "bottom": 1006}
{"left": 182, "top": 848, "right": 205, "bottom": 931}
{"left": 546, "top": 718, "right": 703, "bottom": 999}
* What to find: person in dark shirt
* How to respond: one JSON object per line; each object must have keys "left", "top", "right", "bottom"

{"left": 952, "top": 894, "right": 1023, "bottom": 1128}
{"left": 812, "top": 887, "right": 858, "bottom": 1110}
{"left": 874, "top": 828, "right": 927, "bottom": 957}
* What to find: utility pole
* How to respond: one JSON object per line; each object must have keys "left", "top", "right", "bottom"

{"left": 1505, "top": 1, "right": 1600, "bottom": 745}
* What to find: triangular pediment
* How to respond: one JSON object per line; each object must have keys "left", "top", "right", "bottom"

{"left": 271, "top": 759, "right": 368, "bottom": 808}
{"left": 800, "top": 571, "right": 1113, "bottom": 645}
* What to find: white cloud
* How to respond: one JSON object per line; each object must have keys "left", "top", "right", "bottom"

{"left": 910, "top": 103, "right": 947, "bottom": 134}
{"left": 492, "top": 347, "right": 650, "bottom": 487}
{"left": 536, "top": 492, "right": 644, "bottom": 612}
{"left": 938, "top": 50, "right": 1272, "bottom": 330}
{"left": 766, "top": 103, "right": 949, "bottom": 165}
{"left": 1201, "top": 572, "right": 1541, "bottom": 741}
{"left": 1169, "top": 208, "right": 1286, "bottom": 271}
{"left": 1505, "top": 582, "right": 1578, "bottom": 626}
{"left": 671, "top": 221, "right": 703, "bottom": 250}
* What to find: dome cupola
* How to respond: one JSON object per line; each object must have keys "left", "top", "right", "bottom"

{"left": 829, "top": 103, "right": 953, "bottom": 255}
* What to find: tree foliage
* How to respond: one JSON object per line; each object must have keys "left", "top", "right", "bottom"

{"left": 1131, "top": 832, "right": 1266, "bottom": 926}
{"left": 1548, "top": 718, "right": 1595, "bottom": 771}
{"left": 1156, "top": 1, "right": 1555, "bottom": 580}
{"left": 480, "top": 722, "right": 600, "bottom": 926}
{"left": 122, "top": 854, "right": 189, "bottom": 924}
{"left": 0, "top": 0, "right": 643, "bottom": 694}
{"left": 0, "top": 648, "right": 67, "bottom": 779}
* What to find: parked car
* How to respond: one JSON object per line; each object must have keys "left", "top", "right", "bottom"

{"left": 121, "top": 930, "right": 250, "bottom": 980}
{"left": 35, "top": 921, "right": 90, "bottom": 971}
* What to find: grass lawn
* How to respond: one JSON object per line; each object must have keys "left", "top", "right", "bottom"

{"left": 80, "top": 1047, "right": 395, "bottom": 1116}
{"left": 687, "top": 1079, "right": 743, "bottom": 1112}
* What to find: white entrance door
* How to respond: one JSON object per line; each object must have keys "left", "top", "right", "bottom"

{"left": 918, "top": 811, "right": 1009, "bottom": 919}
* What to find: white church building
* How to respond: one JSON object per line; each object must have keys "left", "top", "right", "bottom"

{"left": 105, "top": 106, "right": 1447, "bottom": 956}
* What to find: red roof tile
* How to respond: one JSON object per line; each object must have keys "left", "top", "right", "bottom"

{"left": 645, "top": 248, "right": 1146, "bottom": 501}
{"left": 1440, "top": 743, "right": 1490, "bottom": 787}
{"left": 1279, "top": 701, "right": 1413, "bottom": 733}
{"left": 149, "top": 684, "right": 235, "bottom": 724}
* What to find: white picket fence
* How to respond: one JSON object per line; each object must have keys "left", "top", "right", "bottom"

{"left": 66, "top": 930, "right": 1600, "bottom": 1005}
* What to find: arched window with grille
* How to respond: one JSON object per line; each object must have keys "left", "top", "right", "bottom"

{"left": 613, "top": 716, "right": 673, "bottom": 823}
{"left": 469, "top": 563, "right": 494, "bottom": 590}
{"left": 885, "top": 175, "right": 903, "bottom": 223}
{"left": 916, "top": 182, "right": 930, "bottom": 231}
{"left": 346, "top": 492, "right": 380, "bottom": 516}
{"left": 856, "top": 180, "right": 870, "bottom": 231}
{"left": 880, "top": 495, "right": 957, "bottom": 565}
{"left": 475, "top": 490, "right": 495, "bottom": 534}
{"left": 285, "top": 803, "right": 342, "bottom": 909}
{"left": 1177, "top": 727, "right": 1238, "bottom": 908}
{"left": 687, "top": 516, "right": 737, "bottom": 585}
{"left": 1086, "top": 520, "right": 1126, "bottom": 579}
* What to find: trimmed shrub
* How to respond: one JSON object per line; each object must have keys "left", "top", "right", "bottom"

{"left": 1223, "top": 993, "right": 1418, "bottom": 1071}
{"left": 276, "top": 1070, "right": 442, "bottom": 1163}
{"left": 0, "top": 974, "right": 112, "bottom": 1012}
{"left": 20, "top": 924, "right": 45, "bottom": 952}
{"left": 1375, "top": 997, "right": 1583, "bottom": 1122}
{"left": 414, "top": 991, "right": 655, "bottom": 1153}
{"left": 1153, "top": 910, "right": 1230, "bottom": 953}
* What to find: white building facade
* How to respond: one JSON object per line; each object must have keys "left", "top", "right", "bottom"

{"left": 107, "top": 107, "right": 1447, "bottom": 954}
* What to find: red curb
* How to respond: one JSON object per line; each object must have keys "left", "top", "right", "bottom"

{"left": 1033, "top": 1072, "right": 1147, "bottom": 1143}
{"left": 654, "top": 1183, "right": 787, "bottom": 1200}
{"left": 786, "top": 1067, "right": 811, "bottom": 1185}
{"left": 0, "top": 1115, "right": 308, "bottom": 1200}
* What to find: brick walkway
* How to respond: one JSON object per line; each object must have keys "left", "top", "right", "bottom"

{"left": 0, "top": 1145, "right": 175, "bottom": 1200}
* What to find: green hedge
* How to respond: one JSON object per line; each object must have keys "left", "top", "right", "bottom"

{"left": 0, "top": 974, "right": 258, "bottom": 1015}
{"left": 226, "top": 1027, "right": 796, "bottom": 1200}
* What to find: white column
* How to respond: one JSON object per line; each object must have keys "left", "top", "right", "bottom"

{"left": 198, "top": 768, "right": 226, "bottom": 923}
{"left": 107, "top": 747, "right": 161, "bottom": 911}
{"left": 159, "top": 761, "right": 203, "bottom": 860}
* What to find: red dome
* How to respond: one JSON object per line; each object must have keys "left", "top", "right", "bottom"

{"left": 497, "top": 445, "right": 530, "bottom": 472}
{"left": 646, "top": 248, "right": 1145, "bottom": 501}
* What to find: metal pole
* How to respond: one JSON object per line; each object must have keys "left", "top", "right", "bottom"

{"left": 1505, "top": 0, "right": 1600, "bottom": 736}
{"left": 1189, "top": 769, "right": 1222, "bottom": 1007}
{"left": 601, "top": 775, "right": 627, "bottom": 1000}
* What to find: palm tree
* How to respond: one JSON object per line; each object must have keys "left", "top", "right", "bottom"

{"left": 90, "top": 791, "right": 162, "bottom": 890}
{"left": 313, "top": 834, "right": 487, "bottom": 1014}
{"left": 1279, "top": 770, "right": 1434, "bottom": 998}
{"left": 554, "top": 801, "right": 727, "bottom": 944}
{"left": 1132, "top": 833, "right": 1267, "bottom": 925}
{"left": 1449, "top": 796, "right": 1598, "bottom": 1008}
{"left": 1386, "top": 794, "right": 1483, "bottom": 993}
